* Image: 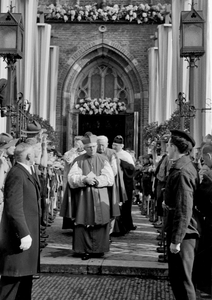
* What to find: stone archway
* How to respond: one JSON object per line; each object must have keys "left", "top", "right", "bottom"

{"left": 58, "top": 40, "right": 146, "bottom": 153}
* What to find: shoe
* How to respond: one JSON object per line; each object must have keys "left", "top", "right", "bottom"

{"left": 153, "top": 220, "right": 159, "bottom": 225}
{"left": 40, "top": 221, "right": 50, "bottom": 227}
{"left": 200, "top": 292, "right": 212, "bottom": 299}
{"left": 156, "top": 234, "right": 162, "bottom": 240}
{"left": 154, "top": 223, "right": 162, "bottom": 229}
{"left": 40, "top": 242, "right": 48, "bottom": 248}
{"left": 40, "top": 238, "right": 47, "bottom": 242}
{"left": 158, "top": 254, "right": 168, "bottom": 263}
{"left": 81, "top": 253, "right": 90, "bottom": 260}
{"left": 33, "top": 275, "right": 40, "bottom": 280}
{"left": 157, "top": 246, "right": 165, "bottom": 253}
{"left": 130, "top": 225, "right": 137, "bottom": 230}
{"left": 40, "top": 234, "right": 49, "bottom": 239}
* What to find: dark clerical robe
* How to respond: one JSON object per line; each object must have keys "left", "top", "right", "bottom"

{"left": 68, "top": 153, "right": 114, "bottom": 254}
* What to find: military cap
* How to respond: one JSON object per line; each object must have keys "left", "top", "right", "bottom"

{"left": 170, "top": 130, "right": 195, "bottom": 147}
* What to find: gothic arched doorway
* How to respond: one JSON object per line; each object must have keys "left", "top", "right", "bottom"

{"left": 64, "top": 45, "right": 142, "bottom": 155}
{"left": 70, "top": 59, "right": 137, "bottom": 149}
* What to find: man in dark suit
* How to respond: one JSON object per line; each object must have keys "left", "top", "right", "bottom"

{"left": 0, "top": 142, "right": 40, "bottom": 300}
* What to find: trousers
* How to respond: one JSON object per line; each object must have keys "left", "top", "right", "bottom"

{"left": 0, "top": 275, "right": 33, "bottom": 300}
{"left": 167, "top": 237, "right": 197, "bottom": 300}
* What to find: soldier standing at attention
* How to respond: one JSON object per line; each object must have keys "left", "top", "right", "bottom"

{"left": 164, "top": 130, "right": 200, "bottom": 300}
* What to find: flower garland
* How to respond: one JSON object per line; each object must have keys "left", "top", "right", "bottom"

{"left": 75, "top": 98, "right": 127, "bottom": 115}
{"left": 43, "top": 3, "right": 169, "bottom": 24}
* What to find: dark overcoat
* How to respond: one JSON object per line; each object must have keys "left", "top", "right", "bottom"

{"left": 0, "top": 163, "right": 40, "bottom": 277}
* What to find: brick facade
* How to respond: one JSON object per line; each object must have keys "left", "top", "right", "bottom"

{"left": 39, "top": 0, "right": 171, "bottom": 155}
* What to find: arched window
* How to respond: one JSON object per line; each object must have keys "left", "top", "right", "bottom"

{"left": 76, "top": 64, "right": 129, "bottom": 104}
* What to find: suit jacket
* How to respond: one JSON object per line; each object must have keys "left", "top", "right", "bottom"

{"left": 0, "top": 163, "right": 40, "bottom": 277}
{"left": 196, "top": 169, "right": 212, "bottom": 219}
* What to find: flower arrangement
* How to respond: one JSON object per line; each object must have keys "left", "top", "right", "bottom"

{"left": 43, "top": 3, "right": 169, "bottom": 24}
{"left": 75, "top": 98, "right": 127, "bottom": 115}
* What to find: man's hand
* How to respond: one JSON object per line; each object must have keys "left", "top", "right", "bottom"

{"left": 162, "top": 201, "right": 169, "bottom": 211}
{"left": 19, "top": 235, "right": 32, "bottom": 251}
{"left": 85, "top": 177, "right": 97, "bottom": 186}
{"left": 84, "top": 172, "right": 98, "bottom": 186}
{"left": 170, "top": 243, "right": 180, "bottom": 254}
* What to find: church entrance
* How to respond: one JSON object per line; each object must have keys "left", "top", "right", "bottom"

{"left": 66, "top": 52, "right": 140, "bottom": 155}
{"left": 78, "top": 113, "right": 134, "bottom": 149}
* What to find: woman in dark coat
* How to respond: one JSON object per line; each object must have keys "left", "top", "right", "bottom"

{"left": 0, "top": 143, "right": 40, "bottom": 300}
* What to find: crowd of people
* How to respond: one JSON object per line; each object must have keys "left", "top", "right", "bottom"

{"left": 1, "top": 123, "right": 212, "bottom": 300}
{"left": 133, "top": 130, "right": 212, "bottom": 300}
{"left": 0, "top": 121, "right": 64, "bottom": 299}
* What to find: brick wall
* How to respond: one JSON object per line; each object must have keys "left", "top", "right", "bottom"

{"left": 48, "top": 20, "right": 158, "bottom": 152}
{"left": 38, "top": 0, "right": 171, "bottom": 154}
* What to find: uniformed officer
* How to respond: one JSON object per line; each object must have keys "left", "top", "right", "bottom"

{"left": 164, "top": 130, "right": 200, "bottom": 300}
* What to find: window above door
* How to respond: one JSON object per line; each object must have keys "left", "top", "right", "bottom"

{"left": 76, "top": 64, "right": 129, "bottom": 104}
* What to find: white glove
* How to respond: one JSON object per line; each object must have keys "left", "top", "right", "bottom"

{"left": 20, "top": 235, "right": 32, "bottom": 251}
{"left": 170, "top": 243, "right": 180, "bottom": 254}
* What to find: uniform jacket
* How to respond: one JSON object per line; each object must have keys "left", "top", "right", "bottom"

{"left": 164, "top": 155, "right": 200, "bottom": 244}
{"left": 0, "top": 163, "right": 40, "bottom": 277}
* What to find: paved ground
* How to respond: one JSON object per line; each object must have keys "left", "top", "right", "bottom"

{"left": 32, "top": 274, "right": 175, "bottom": 300}
{"left": 40, "top": 205, "right": 168, "bottom": 277}
{"left": 37, "top": 205, "right": 210, "bottom": 300}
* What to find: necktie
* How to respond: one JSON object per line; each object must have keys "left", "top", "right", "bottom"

{"left": 30, "top": 165, "right": 35, "bottom": 175}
